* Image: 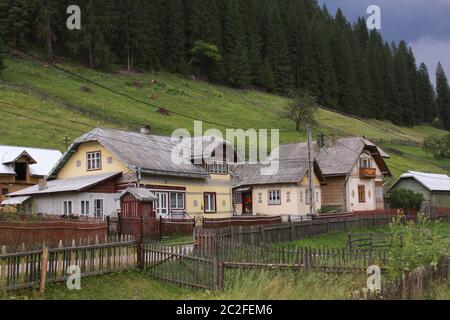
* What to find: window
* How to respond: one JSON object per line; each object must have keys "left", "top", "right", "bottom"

{"left": 360, "top": 158, "right": 371, "bottom": 169}
{"left": 2, "top": 188, "right": 8, "bottom": 196}
{"left": 268, "top": 190, "right": 281, "bottom": 205}
{"left": 204, "top": 193, "right": 216, "bottom": 213}
{"left": 63, "top": 201, "right": 73, "bottom": 215}
{"left": 94, "top": 199, "right": 104, "bottom": 219}
{"left": 87, "top": 151, "right": 101, "bottom": 171}
{"left": 206, "top": 160, "right": 228, "bottom": 174}
{"left": 15, "top": 162, "right": 27, "bottom": 181}
{"left": 305, "top": 189, "right": 310, "bottom": 205}
{"left": 234, "top": 192, "right": 242, "bottom": 204}
{"left": 170, "top": 192, "right": 185, "bottom": 210}
{"left": 81, "top": 201, "right": 90, "bottom": 216}
{"left": 358, "top": 185, "right": 366, "bottom": 203}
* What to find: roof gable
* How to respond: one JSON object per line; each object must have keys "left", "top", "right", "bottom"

{"left": 0, "top": 145, "right": 62, "bottom": 177}
{"left": 390, "top": 171, "right": 450, "bottom": 192}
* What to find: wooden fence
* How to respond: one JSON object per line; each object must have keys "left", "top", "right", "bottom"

{"left": 0, "top": 236, "right": 137, "bottom": 292}
{"left": 353, "top": 256, "right": 450, "bottom": 300}
{"left": 0, "top": 219, "right": 108, "bottom": 247}
{"left": 203, "top": 215, "right": 283, "bottom": 229}
{"left": 142, "top": 242, "right": 221, "bottom": 290}
{"left": 161, "top": 218, "right": 195, "bottom": 236}
{"left": 196, "top": 213, "right": 450, "bottom": 249}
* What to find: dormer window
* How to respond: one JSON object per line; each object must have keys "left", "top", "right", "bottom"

{"left": 15, "top": 162, "right": 27, "bottom": 181}
{"left": 206, "top": 160, "right": 228, "bottom": 174}
{"left": 360, "top": 158, "right": 372, "bottom": 169}
{"left": 87, "top": 151, "right": 102, "bottom": 171}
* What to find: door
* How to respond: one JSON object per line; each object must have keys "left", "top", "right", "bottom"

{"left": 156, "top": 192, "right": 169, "bottom": 217}
{"left": 243, "top": 192, "right": 253, "bottom": 215}
{"left": 94, "top": 199, "right": 104, "bottom": 220}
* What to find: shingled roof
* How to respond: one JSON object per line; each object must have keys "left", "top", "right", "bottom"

{"left": 48, "top": 128, "right": 211, "bottom": 179}
{"left": 317, "top": 137, "right": 390, "bottom": 176}
{"left": 0, "top": 145, "right": 62, "bottom": 177}
{"left": 389, "top": 171, "right": 450, "bottom": 192}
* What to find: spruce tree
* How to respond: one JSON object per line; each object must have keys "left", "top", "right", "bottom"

{"left": 436, "top": 62, "right": 450, "bottom": 130}
{"left": 222, "top": 0, "right": 250, "bottom": 87}
{"left": 34, "top": 0, "right": 56, "bottom": 62}
{"left": 417, "top": 63, "right": 437, "bottom": 124}
{"left": 0, "top": 0, "right": 30, "bottom": 47}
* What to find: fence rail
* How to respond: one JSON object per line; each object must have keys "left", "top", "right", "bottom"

{"left": 0, "top": 236, "right": 136, "bottom": 292}
{"left": 0, "top": 219, "right": 108, "bottom": 247}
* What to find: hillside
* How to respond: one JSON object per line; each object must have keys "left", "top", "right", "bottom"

{"left": 0, "top": 55, "right": 449, "bottom": 182}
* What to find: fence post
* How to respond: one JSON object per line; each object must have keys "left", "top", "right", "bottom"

{"left": 213, "top": 256, "right": 221, "bottom": 290}
{"left": 39, "top": 246, "right": 49, "bottom": 295}
{"left": 136, "top": 234, "right": 143, "bottom": 271}
{"left": 290, "top": 220, "right": 295, "bottom": 241}
{"left": 401, "top": 270, "right": 409, "bottom": 300}
{"left": 159, "top": 218, "right": 163, "bottom": 241}
{"left": 56, "top": 240, "right": 63, "bottom": 279}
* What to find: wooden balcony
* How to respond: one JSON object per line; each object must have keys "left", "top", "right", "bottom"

{"left": 359, "top": 168, "right": 377, "bottom": 178}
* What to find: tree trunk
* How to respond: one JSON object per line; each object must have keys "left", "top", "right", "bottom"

{"left": 44, "top": 0, "right": 54, "bottom": 63}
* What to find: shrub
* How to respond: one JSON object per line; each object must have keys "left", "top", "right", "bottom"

{"left": 387, "top": 188, "right": 424, "bottom": 211}
{"left": 387, "top": 214, "right": 448, "bottom": 277}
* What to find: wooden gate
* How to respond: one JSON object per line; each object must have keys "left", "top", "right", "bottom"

{"left": 141, "top": 242, "right": 222, "bottom": 290}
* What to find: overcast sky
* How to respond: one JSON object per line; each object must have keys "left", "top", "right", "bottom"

{"left": 318, "top": 0, "right": 450, "bottom": 84}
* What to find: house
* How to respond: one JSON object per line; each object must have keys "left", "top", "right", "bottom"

{"left": 316, "top": 137, "right": 390, "bottom": 212}
{"left": 388, "top": 171, "right": 450, "bottom": 210}
{"left": 0, "top": 145, "right": 62, "bottom": 212}
{"left": 232, "top": 143, "right": 326, "bottom": 217}
{"left": 8, "top": 127, "right": 237, "bottom": 220}
{"left": 275, "top": 136, "right": 391, "bottom": 213}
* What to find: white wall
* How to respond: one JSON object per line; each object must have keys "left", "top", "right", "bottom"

{"left": 31, "top": 192, "right": 120, "bottom": 218}
{"left": 346, "top": 152, "right": 383, "bottom": 212}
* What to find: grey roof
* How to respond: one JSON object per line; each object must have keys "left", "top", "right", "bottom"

{"left": 390, "top": 171, "right": 450, "bottom": 192}
{"left": 9, "top": 172, "right": 122, "bottom": 196}
{"left": 0, "top": 145, "right": 62, "bottom": 177}
{"left": 48, "top": 128, "right": 215, "bottom": 179}
{"left": 115, "top": 188, "right": 158, "bottom": 202}
{"left": 317, "top": 137, "right": 390, "bottom": 176}
{"left": 1, "top": 196, "right": 31, "bottom": 206}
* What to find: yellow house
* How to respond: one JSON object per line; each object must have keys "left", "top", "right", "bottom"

{"left": 44, "top": 127, "right": 236, "bottom": 221}
{"left": 232, "top": 158, "right": 326, "bottom": 217}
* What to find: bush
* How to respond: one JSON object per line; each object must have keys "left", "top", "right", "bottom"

{"left": 387, "top": 214, "right": 448, "bottom": 277}
{"left": 387, "top": 188, "right": 424, "bottom": 211}
{"left": 422, "top": 134, "right": 450, "bottom": 158}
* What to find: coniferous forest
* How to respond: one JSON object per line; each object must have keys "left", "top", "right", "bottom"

{"left": 0, "top": 0, "right": 449, "bottom": 130}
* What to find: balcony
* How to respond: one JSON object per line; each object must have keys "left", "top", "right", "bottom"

{"left": 359, "top": 168, "right": 377, "bottom": 178}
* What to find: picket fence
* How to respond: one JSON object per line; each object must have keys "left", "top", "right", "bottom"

{"left": 0, "top": 236, "right": 136, "bottom": 292}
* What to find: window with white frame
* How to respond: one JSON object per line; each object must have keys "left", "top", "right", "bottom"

{"left": 206, "top": 160, "right": 228, "bottom": 174}
{"left": 81, "top": 201, "right": 90, "bottom": 216}
{"left": 268, "top": 190, "right": 281, "bottom": 205}
{"left": 204, "top": 193, "right": 216, "bottom": 213}
{"left": 360, "top": 157, "right": 372, "bottom": 169}
{"left": 170, "top": 192, "right": 185, "bottom": 210}
{"left": 63, "top": 201, "right": 73, "bottom": 215}
{"left": 305, "top": 189, "right": 311, "bottom": 205}
{"left": 87, "top": 151, "right": 101, "bottom": 171}
{"left": 94, "top": 199, "right": 104, "bottom": 219}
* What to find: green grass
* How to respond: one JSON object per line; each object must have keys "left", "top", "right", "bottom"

{"left": 160, "top": 234, "right": 194, "bottom": 245}
{"left": 3, "top": 269, "right": 366, "bottom": 300}
{"left": 283, "top": 226, "right": 391, "bottom": 248}
{"left": 0, "top": 55, "right": 449, "bottom": 179}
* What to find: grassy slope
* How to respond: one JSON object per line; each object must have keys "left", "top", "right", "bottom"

{"left": 0, "top": 56, "right": 449, "bottom": 179}
{"left": 5, "top": 270, "right": 366, "bottom": 300}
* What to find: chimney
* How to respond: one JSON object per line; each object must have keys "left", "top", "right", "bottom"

{"left": 140, "top": 125, "right": 151, "bottom": 135}
{"left": 328, "top": 134, "right": 336, "bottom": 147}
{"left": 316, "top": 133, "right": 325, "bottom": 149}
{"left": 38, "top": 179, "right": 48, "bottom": 191}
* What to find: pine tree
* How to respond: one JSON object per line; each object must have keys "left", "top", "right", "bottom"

{"left": 417, "top": 63, "right": 437, "bottom": 123}
{"left": 261, "top": 0, "right": 293, "bottom": 92}
{"left": 0, "top": 0, "right": 30, "bottom": 47}
{"left": 222, "top": 0, "right": 250, "bottom": 87}
{"left": 34, "top": 0, "right": 56, "bottom": 62}
{"left": 436, "top": 62, "right": 450, "bottom": 130}
{"left": 0, "top": 34, "right": 5, "bottom": 73}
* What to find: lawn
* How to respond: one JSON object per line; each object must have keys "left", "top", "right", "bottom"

{"left": 1, "top": 55, "right": 449, "bottom": 180}
{"left": 3, "top": 269, "right": 367, "bottom": 301}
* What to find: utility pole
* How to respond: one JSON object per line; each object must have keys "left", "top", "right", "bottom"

{"left": 307, "top": 126, "right": 316, "bottom": 216}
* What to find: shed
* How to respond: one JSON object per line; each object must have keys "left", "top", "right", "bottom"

{"left": 388, "top": 171, "right": 450, "bottom": 209}
{"left": 116, "top": 188, "right": 158, "bottom": 219}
